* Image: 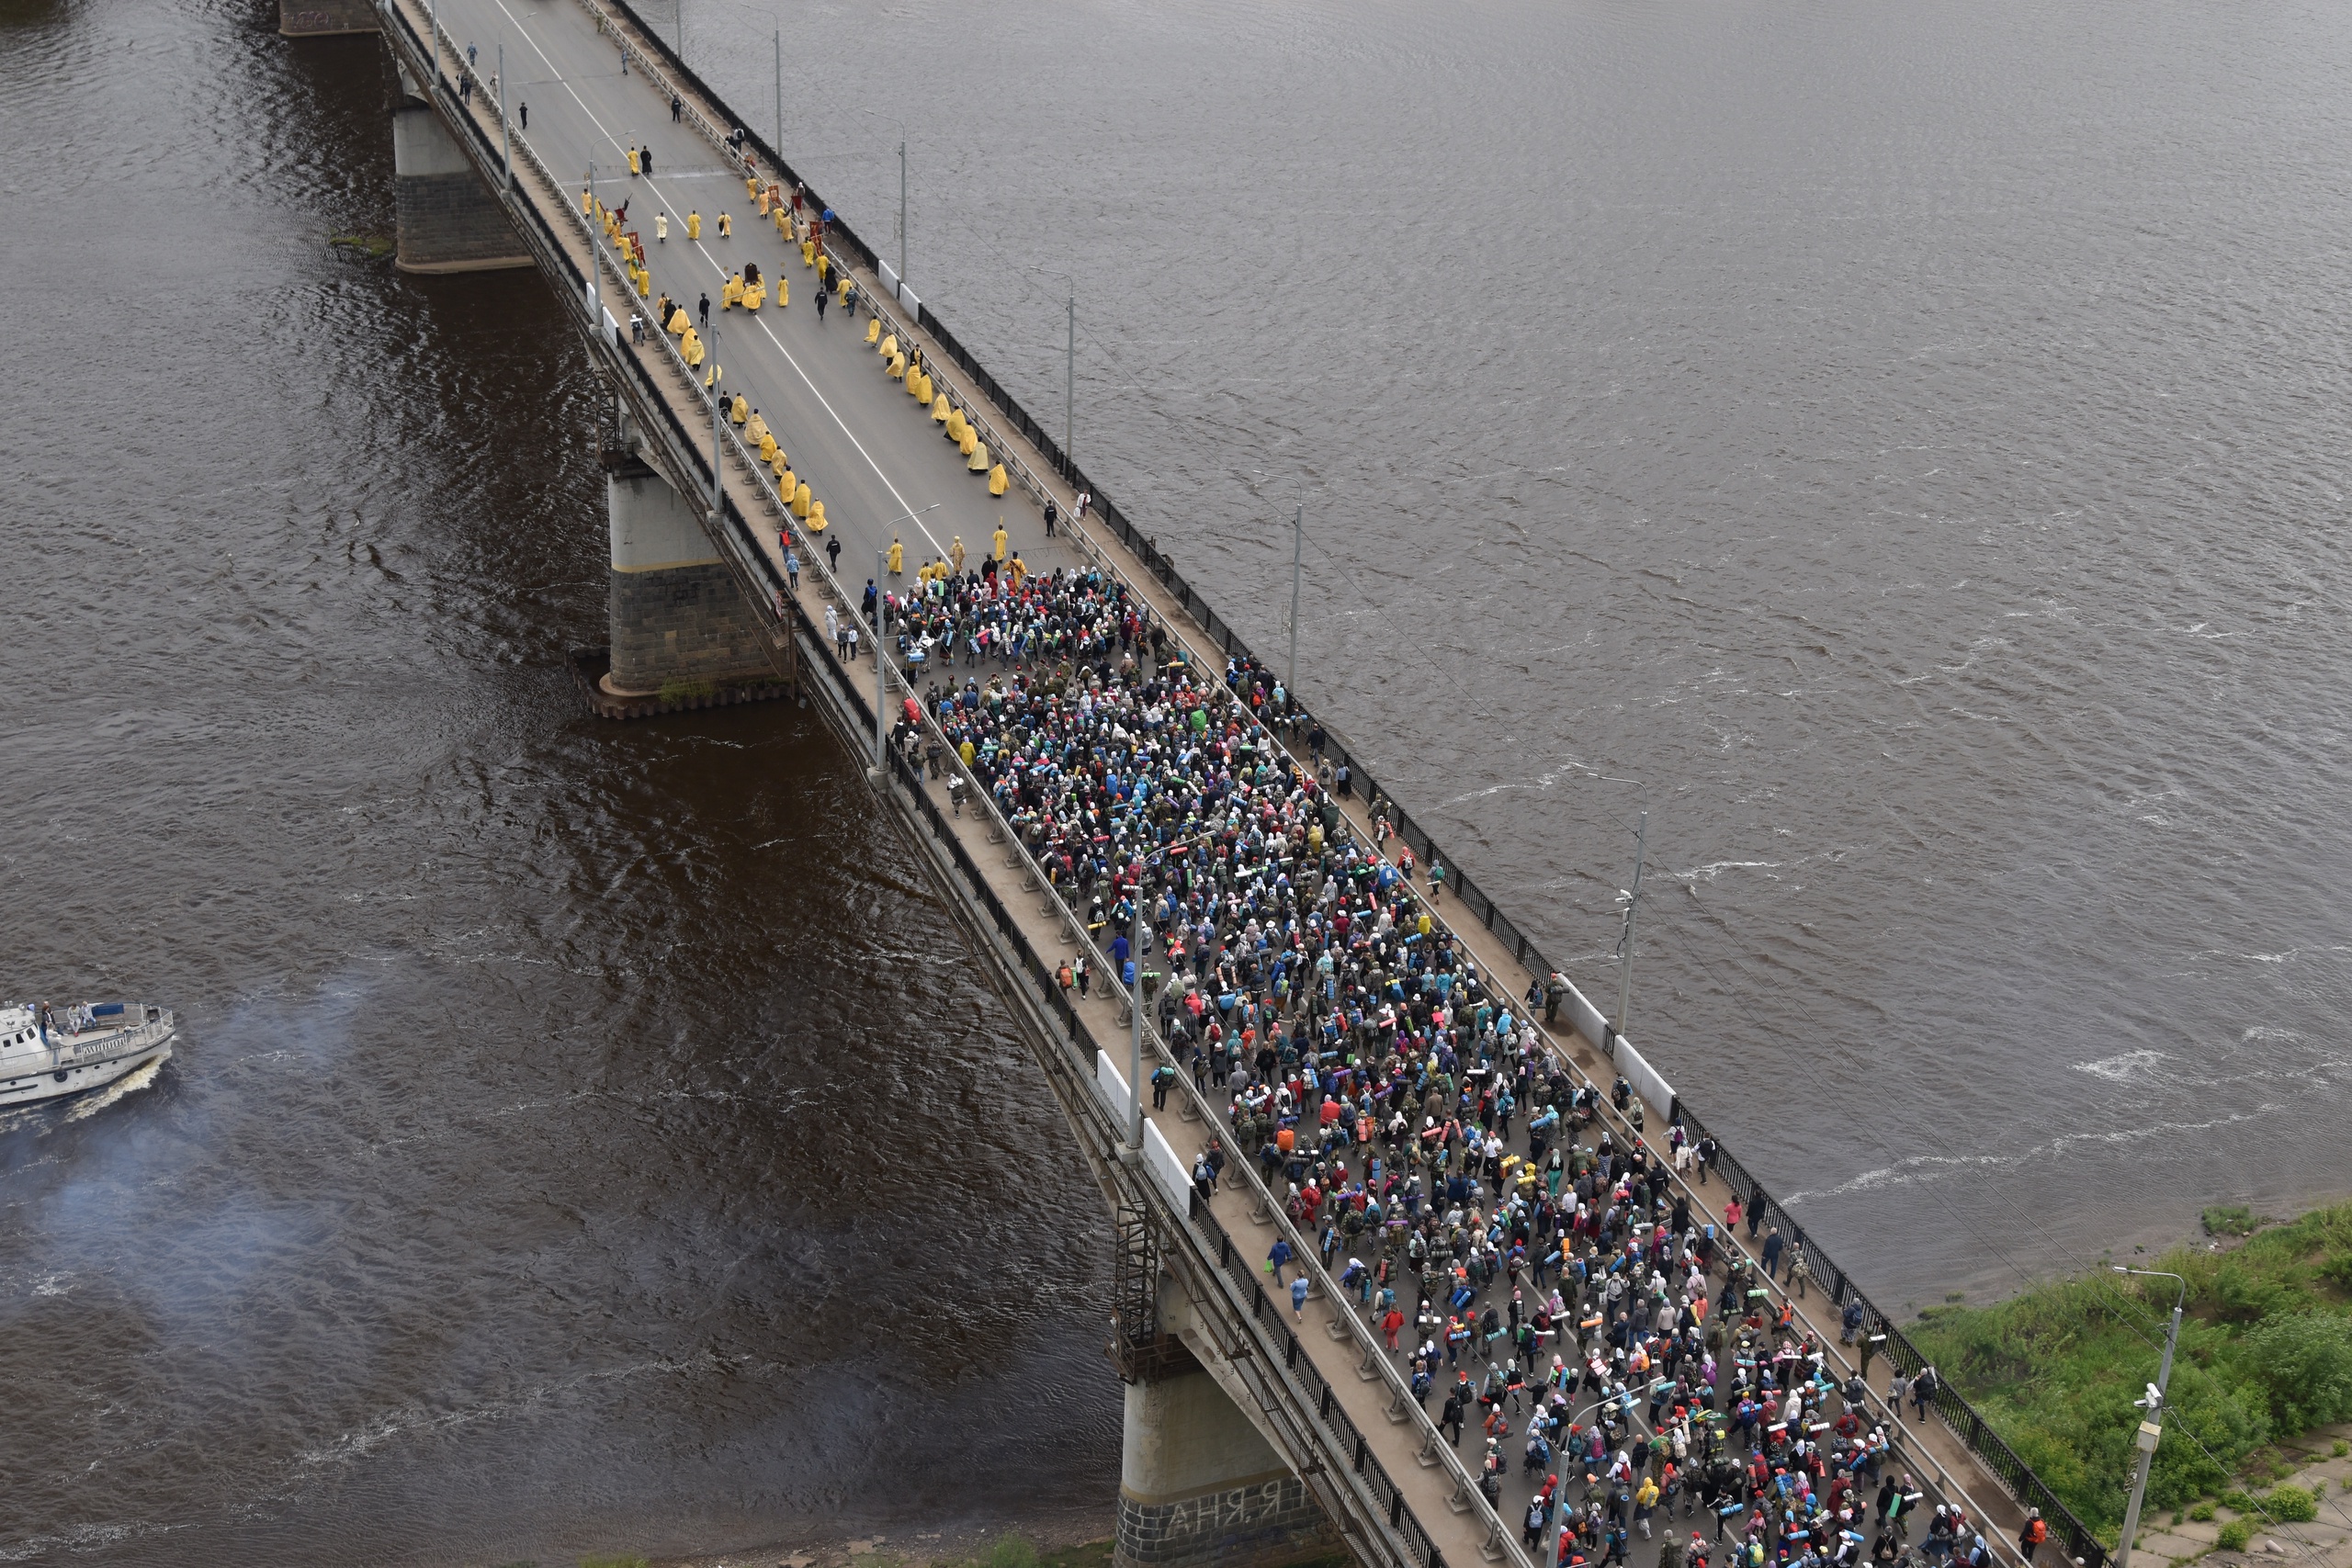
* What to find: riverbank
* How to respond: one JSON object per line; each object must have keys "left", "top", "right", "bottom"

{"left": 1908, "top": 1201, "right": 2352, "bottom": 1550}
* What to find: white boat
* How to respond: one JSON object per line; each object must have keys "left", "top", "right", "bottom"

{"left": 0, "top": 999, "right": 175, "bottom": 1109}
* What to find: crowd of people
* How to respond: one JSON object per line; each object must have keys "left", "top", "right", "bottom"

{"left": 855, "top": 559, "right": 2032, "bottom": 1568}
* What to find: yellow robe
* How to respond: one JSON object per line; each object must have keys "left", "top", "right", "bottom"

{"left": 759, "top": 432, "right": 778, "bottom": 463}
{"left": 888, "top": 539, "right": 904, "bottom": 574}
{"left": 668, "top": 308, "right": 690, "bottom": 335}
{"left": 730, "top": 394, "right": 749, "bottom": 424}
{"left": 686, "top": 212, "right": 702, "bottom": 239}
{"left": 744, "top": 283, "right": 764, "bottom": 311}
{"left": 718, "top": 213, "right": 732, "bottom": 237}
{"left": 722, "top": 275, "right": 743, "bottom": 310}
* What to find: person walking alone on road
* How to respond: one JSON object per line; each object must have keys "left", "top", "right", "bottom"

{"left": 816, "top": 280, "right": 828, "bottom": 320}
{"left": 518, "top": 102, "right": 527, "bottom": 130}
{"left": 655, "top": 212, "right": 668, "bottom": 243}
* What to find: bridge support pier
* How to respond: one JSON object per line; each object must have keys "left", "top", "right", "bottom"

{"left": 1116, "top": 1361, "right": 1347, "bottom": 1568}
{"left": 280, "top": 0, "right": 377, "bottom": 34}
{"left": 604, "top": 458, "right": 780, "bottom": 699}
{"left": 390, "top": 71, "right": 529, "bottom": 274}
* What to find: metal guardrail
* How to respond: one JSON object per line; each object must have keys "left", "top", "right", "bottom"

{"left": 412, "top": 6, "right": 2107, "bottom": 1562}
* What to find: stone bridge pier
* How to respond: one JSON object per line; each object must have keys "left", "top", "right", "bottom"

{"left": 1114, "top": 1265, "right": 1348, "bottom": 1568}
{"left": 603, "top": 454, "right": 781, "bottom": 700}
{"left": 390, "top": 63, "right": 530, "bottom": 273}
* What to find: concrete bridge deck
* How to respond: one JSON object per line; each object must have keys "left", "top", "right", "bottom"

{"left": 350, "top": 6, "right": 2086, "bottom": 1568}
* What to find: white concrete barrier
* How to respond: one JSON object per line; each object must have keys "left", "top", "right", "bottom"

{"left": 1096, "top": 1051, "right": 1194, "bottom": 1212}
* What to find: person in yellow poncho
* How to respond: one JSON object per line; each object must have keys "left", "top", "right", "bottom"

{"left": 667, "top": 307, "right": 690, "bottom": 336}
{"left": 718, "top": 212, "right": 732, "bottom": 238}
{"left": 759, "top": 430, "right": 778, "bottom": 464}
{"left": 991, "top": 524, "right": 1008, "bottom": 562}
{"left": 730, "top": 393, "right": 749, "bottom": 424}
{"left": 948, "top": 536, "right": 966, "bottom": 574}
{"left": 721, "top": 272, "right": 743, "bottom": 310}
{"left": 888, "top": 536, "right": 903, "bottom": 575}
{"left": 681, "top": 329, "right": 704, "bottom": 368}
{"left": 746, "top": 411, "right": 770, "bottom": 447}
{"left": 686, "top": 210, "right": 702, "bottom": 240}
{"left": 1008, "top": 553, "right": 1027, "bottom": 588}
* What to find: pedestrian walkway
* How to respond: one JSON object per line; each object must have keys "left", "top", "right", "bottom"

{"left": 386, "top": 6, "right": 2065, "bottom": 1567}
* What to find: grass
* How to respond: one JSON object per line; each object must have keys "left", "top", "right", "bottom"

{"left": 1909, "top": 1200, "right": 2352, "bottom": 1539}
{"left": 657, "top": 678, "right": 719, "bottom": 705}
{"left": 2217, "top": 1520, "right": 2252, "bottom": 1552}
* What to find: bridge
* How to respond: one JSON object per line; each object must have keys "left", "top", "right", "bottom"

{"left": 280, "top": 6, "right": 2113, "bottom": 1568}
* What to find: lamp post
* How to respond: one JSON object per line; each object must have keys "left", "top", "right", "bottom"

{"left": 1613, "top": 808, "right": 1647, "bottom": 1043}
{"left": 2112, "top": 1267, "right": 2187, "bottom": 1568}
{"left": 1287, "top": 502, "right": 1302, "bottom": 701}
{"left": 497, "top": 39, "right": 511, "bottom": 188}
{"left": 1035, "top": 268, "right": 1077, "bottom": 471}
{"left": 866, "top": 502, "right": 941, "bottom": 781}
{"left": 706, "top": 321, "right": 721, "bottom": 518}
{"left": 1123, "top": 830, "right": 1215, "bottom": 1156}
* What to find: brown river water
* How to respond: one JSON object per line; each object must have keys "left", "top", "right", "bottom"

{"left": 4, "top": 0, "right": 2350, "bottom": 1561}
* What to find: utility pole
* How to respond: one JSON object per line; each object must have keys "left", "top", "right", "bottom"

{"left": 898, "top": 134, "right": 908, "bottom": 292}
{"left": 584, "top": 162, "right": 595, "bottom": 316}
{"left": 1614, "top": 808, "right": 1648, "bottom": 1042}
{"left": 1065, "top": 290, "right": 1076, "bottom": 465}
{"left": 773, "top": 31, "right": 782, "bottom": 156}
{"left": 1286, "top": 503, "right": 1303, "bottom": 700}
{"left": 497, "top": 39, "right": 511, "bottom": 188}
{"left": 871, "top": 547, "right": 888, "bottom": 777}
{"left": 1127, "top": 898, "right": 1145, "bottom": 1155}
{"left": 2113, "top": 1268, "right": 2188, "bottom": 1568}
{"left": 707, "top": 324, "right": 722, "bottom": 519}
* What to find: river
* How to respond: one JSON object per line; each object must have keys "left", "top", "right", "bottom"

{"left": 3, "top": 0, "right": 2349, "bottom": 1561}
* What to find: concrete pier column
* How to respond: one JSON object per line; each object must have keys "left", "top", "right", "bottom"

{"left": 390, "top": 78, "right": 528, "bottom": 274}
{"left": 280, "top": 0, "right": 378, "bottom": 34}
{"left": 1114, "top": 1364, "right": 1345, "bottom": 1568}
{"left": 605, "top": 459, "right": 778, "bottom": 697}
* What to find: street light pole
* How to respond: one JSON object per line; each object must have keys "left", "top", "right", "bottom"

{"left": 1614, "top": 808, "right": 1647, "bottom": 1041}
{"left": 1128, "top": 897, "right": 1146, "bottom": 1154}
{"left": 774, "top": 31, "right": 782, "bottom": 155}
{"left": 707, "top": 323, "right": 722, "bottom": 518}
{"left": 1287, "top": 503, "right": 1302, "bottom": 701}
{"left": 584, "top": 162, "right": 596, "bottom": 317}
{"left": 1065, "top": 290, "right": 1076, "bottom": 465}
{"left": 872, "top": 547, "right": 888, "bottom": 775}
{"left": 497, "top": 39, "right": 511, "bottom": 188}
{"left": 2113, "top": 1268, "right": 2188, "bottom": 1568}
{"left": 898, "top": 134, "right": 908, "bottom": 291}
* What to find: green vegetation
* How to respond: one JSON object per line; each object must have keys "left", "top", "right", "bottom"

{"left": 2262, "top": 1484, "right": 2318, "bottom": 1523}
{"left": 2217, "top": 1520, "right": 2252, "bottom": 1552}
{"left": 1909, "top": 1201, "right": 2352, "bottom": 1536}
{"left": 657, "top": 678, "right": 718, "bottom": 705}
{"left": 329, "top": 232, "right": 395, "bottom": 260}
{"left": 2188, "top": 1502, "right": 2217, "bottom": 1522}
